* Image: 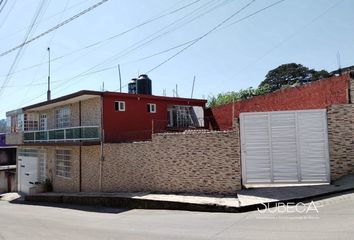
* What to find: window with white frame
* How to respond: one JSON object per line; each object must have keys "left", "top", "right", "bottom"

{"left": 147, "top": 103, "right": 156, "bottom": 113}
{"left": 55, "top": 106, "right": 70, "bottom": 129}
{"left": 39, "top": 114, "right": 47, "bottom": 130}
{"left": 55, "top": 149, "right": 71, "bottom": 178}
{"left": 24, "top": 113, "right": 39, "bottom": 131}
{"left": 39, "top": 155, "right": 46, "bottom": 182}
{"left": 114, "top": 101, "right": 125, "bottom": 111}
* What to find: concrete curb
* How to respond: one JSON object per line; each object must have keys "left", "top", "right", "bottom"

{"left": 24, "top": 187, "right": 354, "bottom": 213}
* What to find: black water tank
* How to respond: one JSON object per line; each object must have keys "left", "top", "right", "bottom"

{"left": 136, "top": 74, "right": 152, "bottom": 95}
{"left": 128, "top": 78, "right": 137, "bottom": 94}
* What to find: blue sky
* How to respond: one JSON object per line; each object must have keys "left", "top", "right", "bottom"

{"left": 0, "top": 0, "right": 353, "bottom": 117}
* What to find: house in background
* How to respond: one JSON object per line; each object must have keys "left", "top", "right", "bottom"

{"left": 0, "top": 133, "right": 17, "bottom": 193}
{"left": 6, "top": 74, "right": 207, "bottom": 194}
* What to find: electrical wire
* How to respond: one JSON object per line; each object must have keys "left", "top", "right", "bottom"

{"left": 229, "top": 0, "right": 342, "bottom": 79}
{"left": 0, "top": 0, "right": 110, "bottom": 58}
{"left": 0, "top": 0, "right": 48, "bottom": 96}
{"left": 51, "top": 0, "right": 230, "bottom": 94}
{"left": 0, "top": 0, "right": 15, "bottom": 29}
{"left": 0, "top": 0, "right": 88, "bottom": 40}
{"left": 146, "top": 0, "right": 257, "bottom": 74}
{"left": 0, "top": 0, "right": 201, "bottom": 79}
{"left": 0, "top": 0, "right": 7, "bottom": 14}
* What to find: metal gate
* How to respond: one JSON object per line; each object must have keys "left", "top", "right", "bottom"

{"left": 17, "top": 148, "right": 46, "bottom": 194}
{"left": 240, "top": 109, "right": 330, "bottom": 186}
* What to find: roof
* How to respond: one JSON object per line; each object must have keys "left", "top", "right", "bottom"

{"left": 18, "top": 90, "right": 206, "bottom": 112}
{"left": 23, "top": 90, "right": 102, "bottom": 112}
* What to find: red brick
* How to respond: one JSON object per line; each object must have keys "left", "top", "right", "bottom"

{"left": 211, "top": 74, "right": 350, "bottom": 130}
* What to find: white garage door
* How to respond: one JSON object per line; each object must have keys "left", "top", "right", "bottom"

{"left": 18, "top": 148, "right": 46, "bottom": 194}
{"left": 240, "top": 109, "right": 330, "bottom": 186}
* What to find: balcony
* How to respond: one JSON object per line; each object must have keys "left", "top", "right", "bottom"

{"left": 23, "top": 126, "right": 100, "bottom": 143}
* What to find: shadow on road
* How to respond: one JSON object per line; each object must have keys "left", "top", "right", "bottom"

{"left": 8, "top": 199, "right": 130, "bottom": 214}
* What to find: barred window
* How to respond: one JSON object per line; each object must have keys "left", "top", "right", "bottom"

{"left": 55, "top": 107, "right": 70, "bottom": 129}
{"left": 56, "top": 149, "right": 71, "bottom": 178}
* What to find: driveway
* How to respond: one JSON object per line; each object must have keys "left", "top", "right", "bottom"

{"left": 0, "top": 192, "right": 354, "bottom": 240}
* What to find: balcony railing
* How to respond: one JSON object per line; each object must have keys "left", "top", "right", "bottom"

{"left": 23, "top": 126, "right": 100, "bottom": 143}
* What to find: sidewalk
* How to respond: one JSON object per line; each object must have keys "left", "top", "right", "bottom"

{"left": 23, "top": 174, "right": 354, "bottom": 212}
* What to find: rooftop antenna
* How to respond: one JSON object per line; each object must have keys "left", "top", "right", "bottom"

{"left": 175, "top": 84, "right": 178, "bottom": 97}
{"left": 47, "top": 47, "right": 51, "bottom": 101}
{"left": 101, "top": 81, "right": 105, "bottom": 92}
{"left": 191, "top": 75, "right": 196, "bottom": 98}
{"left": 118, "top": 64, "right": 122, "bottom": 92}
{"left": 337, "top": 51, "right": 342, "bottom": 76}
{"left": 172, "top": 89, "right": 175, "bottom": 97}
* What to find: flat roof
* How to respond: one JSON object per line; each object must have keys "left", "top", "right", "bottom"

{"left": 19, "top": 90, "right": 206, "bottom": 112}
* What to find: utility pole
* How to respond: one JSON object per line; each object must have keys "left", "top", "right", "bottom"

{"left": 337, "top": 51, "right": 342, "bottom": 76}
{"left": 47, "top": 47, "right": 51, "bottom": 101}
{"left": 118, "top": 64, "right": 122, "bottom": 92}
{"left": 191, "top": 75, "right": 196, "bottom": 98}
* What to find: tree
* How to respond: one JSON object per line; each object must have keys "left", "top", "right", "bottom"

{"left": 259, "top": 63, "right": 331, "bottom": 92}
{"left": 207, "top": 84, "right": 271, "bottom": 108}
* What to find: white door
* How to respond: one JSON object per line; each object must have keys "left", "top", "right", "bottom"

{"left": 240, "top": 109, "right": 330, "bottom": 186}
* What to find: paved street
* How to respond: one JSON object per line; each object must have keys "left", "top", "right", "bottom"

{"left": 0, "top": 192, "right": 354, "bottom": 240}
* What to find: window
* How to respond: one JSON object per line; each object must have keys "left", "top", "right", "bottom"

{"left": 115, "top": 101, "right": 125, "bottom": 111}
{"left": 147, "top": 103, "right": 156, "bottom": 113}
{"left": 39, "top": 114, "right": 47, "bottom": 130}
{"left": 24, "top": 113, "right": 39, "bottom": 131}
{"left": 55, "top": 107, "right": 70, "bottom": 129}
{"left": 55, "top": 149, "right": 71, "bottom": 178}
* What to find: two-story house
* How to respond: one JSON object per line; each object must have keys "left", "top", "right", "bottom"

{"left": 0, "top": 133, "right": 17, "bottom": 193}
{"left": 6, "top": 83, "right": 207, "bottom": 194}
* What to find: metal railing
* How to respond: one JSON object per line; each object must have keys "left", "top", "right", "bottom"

{"left": 23, "top": 126, "right": 100, "bottom": 143}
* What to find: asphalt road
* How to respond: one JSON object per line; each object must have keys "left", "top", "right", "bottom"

{"left": 0, "top": 192, "right": 354, "bottom": 240}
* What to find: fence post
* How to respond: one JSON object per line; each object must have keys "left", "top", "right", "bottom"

{"left": 151, "top": 119, "right": 154, "bottom": 137}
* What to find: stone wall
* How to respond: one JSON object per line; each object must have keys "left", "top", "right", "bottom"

{"left": 327, "top": 104, "right": 354, "bottom": 180}
{"left": 5, "top": 132, "right": 22, "bottom": 145}
{"left": 102, "top": 130, "right": 241, "bottom": 195}
{"left": 212, "top": 74, "right": 351, "bottom": 130}
{"left": 81, "top": 145, "right": 101, "bottom": 192}
{"left": 36, "top": 96, "right": 101, "bottom": 129}
{"left": 45, "top": 146, "right": 81, "bottom": 193}
{"left": 81, "top": 97, "right": 101, "bottom": 127}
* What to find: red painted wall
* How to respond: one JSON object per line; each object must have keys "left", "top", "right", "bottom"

{"left": 211, "top": 74, "right": 351, "bottom": 130}
{"left": 103, "top": 92, "right": 206, "bottom": 142}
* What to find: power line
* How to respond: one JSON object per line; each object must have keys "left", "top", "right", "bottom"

{"left": 0, "top": 0, "right": 48, "bottom": 96}
{"left": 230, "top": 0, "right": 342, "bottom": 79}
{"left": 54, "top": 0, "right": 229, "bottom": 92}
{"left": 0, "top": 0, "right": 201, "bottom": 79}
{"left": 0, "top": 0, "right": 110, "bottom": 58}
{"left": 0, "top": 0, "right": 16, "bottom": 28}
{"left": 29, "top": 0, "right": 224, "bottom": 95}
{"left": 0, "top": 0, "right": 7, "bottom": 14}
{"left": 0, "top": 0, "right": 88, "bottom": 40}
{"left": 146, "top": 0, "right": 257, "bottom": 74}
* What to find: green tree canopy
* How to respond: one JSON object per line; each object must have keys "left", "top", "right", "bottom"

{"left": 258, "top": 63, "right": 331, "bottom": 92}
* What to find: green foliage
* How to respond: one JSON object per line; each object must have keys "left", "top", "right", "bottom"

{"left": 259, "top": 63, "right": 331, "bottom": 92}
{"left": 207, "top": 84, "right": 271, "bottom": 108}
{"left": 208, "top": 63, "right": 331, "bottom": 108}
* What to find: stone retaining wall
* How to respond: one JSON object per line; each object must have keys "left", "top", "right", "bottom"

{"left": 102, "top": 130, "right": 241, "bottom": 195}
{"left": 327, "top": 104, "right": 354, "bottom": 180}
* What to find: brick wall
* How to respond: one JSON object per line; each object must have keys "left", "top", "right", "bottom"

{"left": 327, "top": 104, "right": 354, "bottom": 180}
{"left": 212, "top": 74, "right": 351, "bottom": 130}
{"left": 101, "top": 130, "right": 241, "bottom": 195}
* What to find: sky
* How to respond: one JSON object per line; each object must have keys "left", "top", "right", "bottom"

{"left": 0, "top": 0, "right": 353, "bottom": 117}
